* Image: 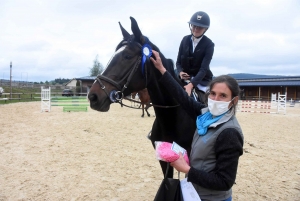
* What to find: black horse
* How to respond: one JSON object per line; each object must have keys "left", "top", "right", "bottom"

{"left": 88, "top": 17, "right": 196, "bottom": 178}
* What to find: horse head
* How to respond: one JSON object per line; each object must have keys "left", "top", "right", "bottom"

{"left": 88, "top": 17, "right": 162, "bottom": 111}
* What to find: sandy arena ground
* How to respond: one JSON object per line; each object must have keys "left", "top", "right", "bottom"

{"left": 0, "top": 101, "right": 300, "bottom": 201}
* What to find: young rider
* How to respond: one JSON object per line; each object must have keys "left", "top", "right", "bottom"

{"left": 176, "top": 11, "right": 214, "bottom": 103}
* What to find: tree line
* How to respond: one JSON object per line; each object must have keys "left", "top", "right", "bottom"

{"left": 37, "top": 55, "right": 105, "bottom": 85}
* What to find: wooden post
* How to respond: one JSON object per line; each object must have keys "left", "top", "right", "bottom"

{"left": 10, "top": 62, "right": 12, "bottom": 99}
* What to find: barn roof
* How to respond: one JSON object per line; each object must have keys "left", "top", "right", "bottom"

{"left": 238, "top": 80, "right": 300, "bottom": 87}
{"left": 76, "top": 76, "right": 96, "bottom": 80}
{"left": 228, "top": 73, "right": 300, "bottom": 80}
{"left": 223, "top": 74, "right": 300, "bottom": 87}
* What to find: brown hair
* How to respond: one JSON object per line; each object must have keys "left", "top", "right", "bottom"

{"left": 205, "top": 75, "right": 240, "bottom": 114}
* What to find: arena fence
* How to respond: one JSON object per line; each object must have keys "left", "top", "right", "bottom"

{"left": 41, "top": 87, "right": 89, "bottom": 112}
{"left": 237, "top": 93, "right": 287, "bottom": 114}
{"left": 288, "top": 98, "right": 297, "bottom": 107}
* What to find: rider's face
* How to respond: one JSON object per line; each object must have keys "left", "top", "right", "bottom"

{"left": 191, "top": 25, "right": 206, "bottom": 38}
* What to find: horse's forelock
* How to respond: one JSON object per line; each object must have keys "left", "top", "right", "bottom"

{"left": 115, "top": 40, "right": 128, "bottom": 51}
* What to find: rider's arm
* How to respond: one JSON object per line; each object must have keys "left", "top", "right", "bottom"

{"left": 190, "top": 42, "right": 214, "bottom": 87}
{"left": 176, "top": 36, "right": 185, "bottom": 75}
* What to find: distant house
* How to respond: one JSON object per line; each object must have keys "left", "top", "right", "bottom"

{"left": 68, "top": 74, "right": 300, "bottom": 101}
{"left": 65, "top": 76, "right": 96, "bottom": 94}
{"left": 64, "top": 79, "right": 78, "bottom": 88}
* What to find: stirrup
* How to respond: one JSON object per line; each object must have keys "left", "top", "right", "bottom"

{"left": 191, "top": 89, "right": 199, "bottom": 101}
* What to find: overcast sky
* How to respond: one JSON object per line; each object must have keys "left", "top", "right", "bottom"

{"left": 1, "top": 0, "right": 300, "bottom": 82}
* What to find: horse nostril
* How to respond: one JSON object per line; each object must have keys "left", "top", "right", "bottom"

{"left": 88, "top": 94, "right": 97, "bottom": 102}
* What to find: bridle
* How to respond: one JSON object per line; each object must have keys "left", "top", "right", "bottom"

{"left": 94, "top": 40, "right": 145, "bottom": 104}
{"left": 93, "top": 39, "right": 179, "bottom": 109}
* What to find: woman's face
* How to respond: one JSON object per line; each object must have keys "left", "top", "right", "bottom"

{"left": 208, "top": 83, "right": 232, "bottom": 102}
{"left": 191, "top": 25, "right": 206, "bottom": 38}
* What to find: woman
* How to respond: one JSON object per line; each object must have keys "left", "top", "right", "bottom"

{"left": 151, "top": 50, "right": 243, "bottom": 201}
{"left": 176, "top": 11, "right": 214, "bottom": 103}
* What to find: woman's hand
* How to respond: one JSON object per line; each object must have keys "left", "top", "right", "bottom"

{"left": 184, "top": 83, "right": 193, "bottom": 96}
{"left": 150, "top": 50, "right": 166, "bottom": 74}
{"left": 170, "top": 153, "right": 191, "bottom": 174}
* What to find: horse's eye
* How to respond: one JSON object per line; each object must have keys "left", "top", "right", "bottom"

{"left": 124, "top": 55, "right": 133, "bottom": 59}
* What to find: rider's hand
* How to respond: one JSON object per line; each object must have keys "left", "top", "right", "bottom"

{"left": 180, "top": 72, "right": 190, "bottom": 80}
{"left": 150, "top": 50, "right": 166, "bottom": 74}
{"left": 184, "top": 83, "right": 193, "bottom": 96}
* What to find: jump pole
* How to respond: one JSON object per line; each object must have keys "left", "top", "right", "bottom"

{"left": 237, "top": 92, "right": 287, "bottom": 114}
{"left": 50, "top": 96, "right": 89, "bottom": 112}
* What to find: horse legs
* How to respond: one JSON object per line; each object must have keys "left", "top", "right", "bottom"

{"left": 141, "top": 104, "right": 145, "bottom": 117}
{"left": 145, "top": 104, "right": 150, "bottom": 117}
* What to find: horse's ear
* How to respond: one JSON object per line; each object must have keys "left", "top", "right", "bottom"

{"left": 130, "top": 16, "right": 144, "bottom": 44}
{"left": 119, "top": 22, "right": 131, "bottom": 40}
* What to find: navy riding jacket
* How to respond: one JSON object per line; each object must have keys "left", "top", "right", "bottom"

{"left": 176, "top": 35, "right": 214, "bottom": 87}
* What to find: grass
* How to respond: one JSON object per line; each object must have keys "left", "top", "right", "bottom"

{"left": 0, "top": 86, "right": 64, "bottom": 104}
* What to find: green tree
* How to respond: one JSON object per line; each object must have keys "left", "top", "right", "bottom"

{"left": 90, "top": 55, "right": 104, "bottom": 76}
{"left": 54, "top": 78, "right": 70, "bottom": 84}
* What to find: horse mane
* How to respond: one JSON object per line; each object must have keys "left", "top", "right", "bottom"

{"left": 151, "top": 44, "right": 181, "bottom": 85}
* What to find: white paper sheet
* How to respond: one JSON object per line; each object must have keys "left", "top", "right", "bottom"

{"left": 171, "top": 141, "right": 186, "bottom": 155}
{"left": 180, "top": 178, "right": 201, "bottom": 201}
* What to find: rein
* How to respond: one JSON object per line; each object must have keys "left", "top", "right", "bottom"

{"left": 122, "top": 96, "right": 179, "bottom": 109}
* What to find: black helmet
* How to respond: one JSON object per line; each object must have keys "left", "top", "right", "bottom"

{"left": 188, "top": 11, "right": 210, "bottom": 28}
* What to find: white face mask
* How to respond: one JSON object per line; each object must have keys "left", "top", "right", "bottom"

{"left": 208, "top": 97, "right": 235, "bottom": 116}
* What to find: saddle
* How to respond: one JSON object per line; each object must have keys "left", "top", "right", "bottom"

{"left": 182, "top": 80, "right": 206, "bottom": 104}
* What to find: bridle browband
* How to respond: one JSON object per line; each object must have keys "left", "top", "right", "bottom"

{"left": 93, "top": 39, "right": 179, "bottom": 109}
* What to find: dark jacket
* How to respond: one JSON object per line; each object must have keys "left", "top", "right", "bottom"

{"left": 176, "top": 35, "right": 214, "bottom": 86}
{"left": 159, "top": 71, "right": 244, "bottom": 198}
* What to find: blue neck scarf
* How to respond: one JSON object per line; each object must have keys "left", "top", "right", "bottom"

{"left": 196, "top": 112, "right": 225, "bottom": 136}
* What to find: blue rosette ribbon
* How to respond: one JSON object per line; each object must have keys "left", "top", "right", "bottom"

{"left": 141, "top": 44, "right": 152, "bottom": 75}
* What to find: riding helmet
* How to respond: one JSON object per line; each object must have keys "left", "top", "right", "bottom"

{"left": 188, "top": 11, "right": 210, "bottom": 28}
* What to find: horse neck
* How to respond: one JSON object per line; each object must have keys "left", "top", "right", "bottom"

{"left": 146, "top": 55, "right": 180, "bottom": 104}
{"left": 146, "top": 72, "right": 177, "bottom": 107}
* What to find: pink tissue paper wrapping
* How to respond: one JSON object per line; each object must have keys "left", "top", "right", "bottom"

{"left": 155, "top": 141, "right": 189, "bottom": 165}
